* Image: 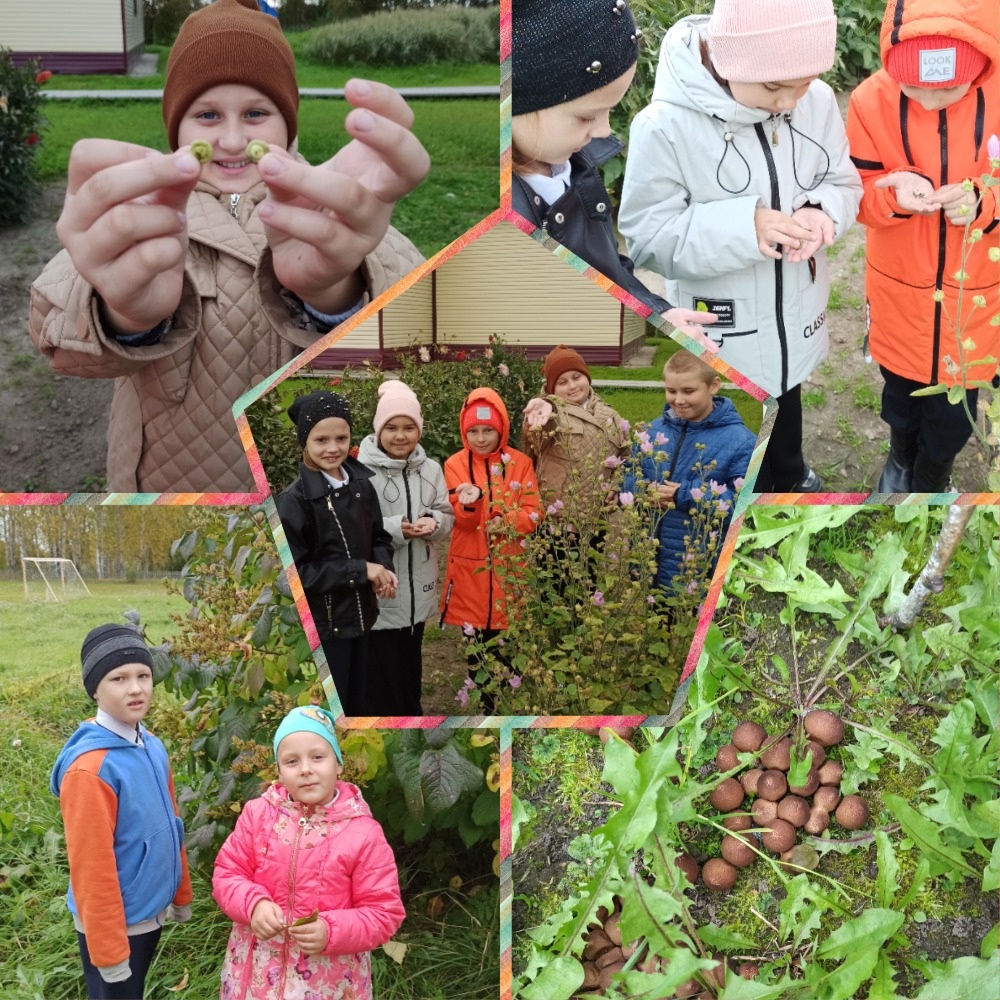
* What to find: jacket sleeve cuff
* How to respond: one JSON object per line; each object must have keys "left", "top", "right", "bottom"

{"left": 99, "top": 959, "right": 131, "bottom": 983}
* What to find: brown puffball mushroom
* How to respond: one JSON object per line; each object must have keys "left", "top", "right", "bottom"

{"left": 761, "top": 817, "right": 797, "bottom": 853}
{"left": 716, "top": 743, "right": 740, "bottom": 770}
{"left": 709, "top": 956, "right": 728, "bottom": 987}
{"left": 804, "top": 740, "right": 827, "bottom": 768}
{"left": 710, "top": 777, "right": 745, "bottom": 812}
{"left": 756, "top": 769, "right": 788, "bottom": 801}
{"left": 835, "top": 795, "right": 870, "bottom": 830}
{"left": 813, "top": 785, "right": 841, "bottom": 812}
{"left": 804, "top": 710, "right": 845, "bottom": 747}
{"left": 777, "top": 794, "right": 810, "bottom": 827}
{"left": 761, "top": 736, "right": 792, "bottom": 770}
{"left": 582, "top": 928, "right": 614, "bottom": 961}
{"left": 721, "top": 834, "right": 757, "bottom": 867}
{"left": 804, "top": 806, "right": 831, "bottom": 835}
{"left": 703, "top": 857, "right": 737, "bottom": 892}
{"left": 675, "top": 852, "right": 700, "bottom": 887}
{"left": 674, "top": 981, "right": 700, "bottom": 999}
{"left": 818, "top": 759, "right": 844, "bottom": 786}
{"left": 738, "top": 962, "right": 759, "bottom": 980}
{"left": 603, "top": 911, "right": 622, "bottom": 946}
{"left": 581, "top": 961, "right": 600, "bottom": 990}
{"left": 732, "top": 721, "right": 767, "bottom": 752}
{"left": 596, "top": 947, "right": 625, "bottom": 970}
{"left": 723, "top": 813, "right": 752, "bottom": 832}
{"left": 741, "top": 768, "right": 763, "bottom": 795}
{"left": 752, "top": 797, "right": 779, "bottom": 825}
{"left": 788, "top": 770, "right": 820, "bottom": 797}
{"left": 598, "top": 960, "right": 625, "bottom": 992}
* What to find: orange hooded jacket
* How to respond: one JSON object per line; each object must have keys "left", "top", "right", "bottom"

{"left": 440, "top": 387, "right": 542, "bottom": 632}
{"left": 846, "top": 0, "right": 999, "bottom": 387}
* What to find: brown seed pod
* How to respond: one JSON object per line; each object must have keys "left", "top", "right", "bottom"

{"left": 761, "top": 817, "right": 797, "bottom": 853}
{"left": 813, "top": 785, "right": 841, "bottom": 812}
{"left": 804, "top": 710, "right": 845, "bottom": 747}
{"left": 731, "top": 721, "right": 767, "bottom": 752}
{"left": 710, "top": 777, "right": 745, "bottom": 812}
{"left": 716, "top": 743, "right": 740, "bottom": 770}
{"left": 756, "top": 769, "right": 788, "bottom": 801}
{"left": 788, "top": 770, "right": 820, "bottom": 797}
{"left": 804, "top": 806, "right": 831, "bottom": 835}
{"left": 752, "top": 797, "right": 779, "bottom": 825}
{"left": 835, "top": 795, "right": 870, "bottom": 830}
{"left": 740, "top": 768, "right": 764, "bottom": 795}
{"left": 817, "top": 759, "right": 844, "bottom": 786}
{"left": 189, "top": 139, "right": 212, "bottom": 165}
{"left": 245, "top": 139, "right": 270, "bottom": 163}
{"left": 761, "top": 736, "right": 792, "bottom": 770}
{"left": 721, "top": 834, "right": 756, "bottom": 868}
{"left": 777, "top": 794, "right": 810, "bottom": 827}
{"left": 723, "top": 813, "right": 752, "bottom": 832}
{"left": 702, "top": 857, "right": 737, "bottom": 892}
{"left": 675, "top": 852, "right": 699, "bottom": 886}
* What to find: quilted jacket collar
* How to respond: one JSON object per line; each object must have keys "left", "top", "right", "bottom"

{"left": 297, "top": 457, "right": 375, "bottom": 500}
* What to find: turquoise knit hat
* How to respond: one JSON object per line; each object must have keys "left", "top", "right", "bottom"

{"left": 273, "top": 706, "right": 343, "bottom": 764}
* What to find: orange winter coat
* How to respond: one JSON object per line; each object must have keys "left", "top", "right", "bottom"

{"left": 846, "top": 0, "right": 1000, "bottom": 386}
{"left": 440, "top": 388, "right": 541, "bottom": 632}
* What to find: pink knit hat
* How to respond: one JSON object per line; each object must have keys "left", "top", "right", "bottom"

{"left": 708, "top": 0, "right": 837, "bottom": 84}
{"left": 374, "top": 380, "right": 423, "bottom": 439}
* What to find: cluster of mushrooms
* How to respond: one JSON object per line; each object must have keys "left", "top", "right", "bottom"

{"left": 576, "top": 895, "right": 758, "bottom": 998}
{"left": 697, "top": 710, "right": 869, "bottom": 892}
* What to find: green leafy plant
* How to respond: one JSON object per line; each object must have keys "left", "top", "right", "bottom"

{"left": 0, "top": 49, "right": 50, "bottom": 226}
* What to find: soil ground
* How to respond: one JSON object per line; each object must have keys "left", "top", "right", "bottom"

{"left": 2, "top": 180, "right": 991, "bottom": 492}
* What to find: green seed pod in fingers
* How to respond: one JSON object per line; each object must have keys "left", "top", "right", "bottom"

{"left": 189, "top": 140, "right": 212, "bottom": 165}
{"left": 246, "top": 140, "right": 270, "bottom": 163}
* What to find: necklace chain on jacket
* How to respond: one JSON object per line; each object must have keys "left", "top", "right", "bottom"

{"left": 326, "top": 491, "right": 365, "bottom": 630}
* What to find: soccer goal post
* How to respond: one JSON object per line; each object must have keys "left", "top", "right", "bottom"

{"left": 21, "top": 557, "right": 92, "bottom": 602}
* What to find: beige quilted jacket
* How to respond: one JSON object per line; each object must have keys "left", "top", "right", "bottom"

{"left": 29, "top": 181, "right": 423, "bottom": 494}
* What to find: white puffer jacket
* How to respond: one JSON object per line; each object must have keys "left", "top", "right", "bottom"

{"left": 356, "top": 435, "right": 453, "bottom": 631}
{"left": 619, "top": 16, "right": 862, "bottom": 397}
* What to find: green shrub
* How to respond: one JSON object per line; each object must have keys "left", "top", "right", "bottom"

{"left": 0, "top": 49, "right": 49, "bottom": 226}
{"left": 247, "top": 337, "right": 540, "bottom": 494}
{"left": 307, "top": 7, "right": 499, "bottom": 67}
{"left": 829, "top": 0, "right": 888, "bottom": 89}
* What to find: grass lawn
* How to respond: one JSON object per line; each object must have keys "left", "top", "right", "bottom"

{"left": 36, "top": 98, "right": 498, "bottom": 258}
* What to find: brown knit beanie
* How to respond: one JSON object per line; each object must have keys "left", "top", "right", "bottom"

{"left": 162, "top": 0, "right": 298, "bottom": 151}
{"left": 543, "top": 345, "right": 591, "bottom": 394}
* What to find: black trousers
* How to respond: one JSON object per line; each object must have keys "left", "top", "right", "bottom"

{"left": 320, "top": 634, "right": 369, "bottom": 717}
{"left": 365, "top": 624, "right": 425, "bottom": 716}
{"left": 78, "top": 927, "right": 161, "bottom": 1000}
{"left": 880, "top": 366, "right": 977, "bottom": 461}
{"left": 756, "top": 384, "right": 805, "bottom": 491}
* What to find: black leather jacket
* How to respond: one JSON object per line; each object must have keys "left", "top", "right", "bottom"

{"left": 275, "top": 459, "right": 394, "bottom": 640}
{"left": 512, "top": 135, "right": 672, "bottom": 314}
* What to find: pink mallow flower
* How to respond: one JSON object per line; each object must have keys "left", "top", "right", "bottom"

{"left": 640, "top": 441, "right": 654, "bottom": 454}
{"left": 989, "top": 133, "right": 1000, "bottom": 165}
{"left": 690, "top": 487, "right": 704, "bottom": 501}
{"left": 717, "top": 500, "right": 731, "bottom": 514}
{"left": 501, "top": 452, "right": 512, "bottom": 464}
{"left": 462, "top": 623, "right": 475, "bottom": 637}
{"left": 529, "top": 511, "right": 540, "bottom": 521}
{"left": 498, "top": 362, "right": 509, "bottom": 376}
{"left": 509, "top": 675, "right": 522, "bottom": 689}
{"left": 733, "top": 477, "right": 745, "bottom": 491}
{"left": 547, "top": 499, "right": 565, "bottom": 514}
{"left": 647, "top": 595, "right": 656, "bottom": 605}
{"left": 619, "top": 491, "right": 634, "bottom": 506}
{"left": 456, "top": 687, "right": 470, "bottom": 707}
{"left": 491, "top": 464, "right": 502, "bottom": 476}
{"left": 654, "top": 432, "right": 668, "bottom": 446}
{"left": 592, "top": 590, "right": 605, "bottom": 607}
{"left": 604, "top": 455, "right": 625, "bottom": 468}
{"left": 709, "top": 480, "right": 727, "bottom": 496}
{"left": 619, "top": 418, "right": 631, "bottom": 433}
{"left": 510, "top": 481, "right": 521, "bottom": 489}
{"left": 686, "top": 581, "right": 699, "bottom": 595}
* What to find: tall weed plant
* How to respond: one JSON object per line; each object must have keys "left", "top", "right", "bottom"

{"left": 0, "top": 49, "right": 50, "bottom": 226}
{"left": 307, "top": 7, "right": 499, "bottom": 67}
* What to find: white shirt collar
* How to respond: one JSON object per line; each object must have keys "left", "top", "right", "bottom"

{"left": 322, "top": 468, "right": 350, "bottom": 489}
{"left": 95, "top": 707, "right": 144, "bottom": 745}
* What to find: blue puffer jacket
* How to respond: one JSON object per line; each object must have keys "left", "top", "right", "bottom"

{"left": 623, "top": 396, "right": 755, "bottom": 590}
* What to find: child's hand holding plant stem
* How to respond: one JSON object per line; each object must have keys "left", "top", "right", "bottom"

{"left": 254, "top": 79, "right": 430, "bottom": 317}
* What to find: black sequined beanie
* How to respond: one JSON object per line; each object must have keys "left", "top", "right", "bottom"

{"left": 288, "top": 390, "right": 354, "bottom": 446}
{"left": 81, "top": 623, "right": 154, "bottom": 699}
{"left": 512, "top": 0, "right": 642, "bottom": 116}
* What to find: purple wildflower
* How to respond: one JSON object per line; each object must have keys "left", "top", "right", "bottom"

{"left": 619, "top": 491, "right": 634, "bottom": 506}
{"left": 604, "top": 455, "right": 625, "bottom": 468}
{"left": 592, "top": 590, "right": 605, "bottom": 607}
{"left": 509, "top": 675, "right": 521, "bottom": 688}
{"left": 690, "top": 487, "right": 704, "bottom": 501}
{"left": 463, "top": 623, "right": 475, "bottom": 637}
{"left": 717, "top": 499, "right": 731, "bottom": 514}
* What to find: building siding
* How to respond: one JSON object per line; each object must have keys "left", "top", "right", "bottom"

{"left": 0, "top": 0, "right": 123, "bottom": 53}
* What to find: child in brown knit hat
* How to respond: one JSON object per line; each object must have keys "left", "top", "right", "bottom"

{"left": 29, "top": 0, "right": 429, "bottom": 494}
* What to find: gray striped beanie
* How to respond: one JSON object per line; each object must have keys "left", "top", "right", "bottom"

{"left": 81, "top": 624, "right": 154, "bottom": 698}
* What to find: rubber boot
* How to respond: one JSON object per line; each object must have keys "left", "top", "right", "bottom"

{"left": 876, "top": 428, "right": 918, "bottom": 493}
{"left": 911, "top": 452, "right": 955, "bottom": 493}
{"left": 790, "top": 465, "right": 823, "bottom": 492}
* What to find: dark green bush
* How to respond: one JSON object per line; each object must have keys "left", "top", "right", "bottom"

{"left": 306, "top": 7, "right": 498, "bottom": 67}
{"left": 0, "top": 49, "right": 49, "bottom": 227}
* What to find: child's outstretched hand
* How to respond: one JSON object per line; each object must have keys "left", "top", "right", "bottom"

{"left": 402, "top": 516, "right": 436, "bottom": 538}
{"left": 523, "top": 398, "right": 554, "bottom": 429}
{"left": 787, "top": 207, "right": 835, "bottom": 263}
{"left": 874, "top": 171, "right": 942, "bottom": 215}
{"left": 250, "top": 899, "right": 286, "bottom": 941}
{"left": 931, "top": 182, "right": 979, "bottom": 225}
{"left": 663, "top": 308, "right": 720, "bottom": 350}
{"left": 287, "top": 914, "right": 330, "bottom": 956}
{"left": 753, "top": 207, "right": 817, "bottom": 261}
{"left": 57, "top": 140, "right": 203, "bottom": 333}
{"left": 455, "top": 484, "right": 482, "bottom": 506}
{"left": 255, "top": 79, "right": 431, "bottom": 316}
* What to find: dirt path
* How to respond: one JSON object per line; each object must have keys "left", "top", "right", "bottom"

{"left": 0, "top": 183, "right": 113, "bottom": 492}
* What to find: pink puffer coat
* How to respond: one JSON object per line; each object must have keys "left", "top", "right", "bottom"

{"left": 212, "top": 781, "right": 404, "bottom": 1000}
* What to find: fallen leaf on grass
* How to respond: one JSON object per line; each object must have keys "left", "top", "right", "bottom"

{"left": 166, "top": 969, "right": 189, "bottom": 991}
{"left": 382, "top": 939, "right": 408, "bottom": 964}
